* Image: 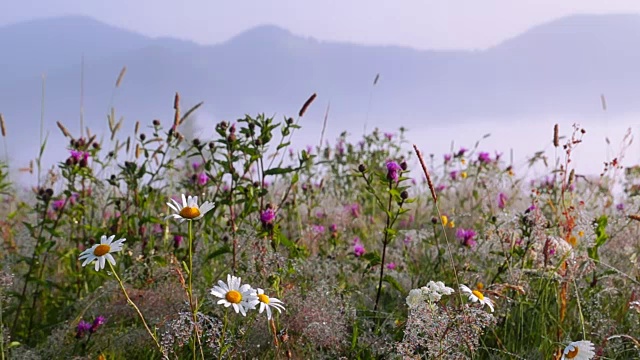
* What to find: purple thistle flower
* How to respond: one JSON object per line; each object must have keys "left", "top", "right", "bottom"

{"left": 173, "top": 235, "right": 183, "bottom": 249}
{"left": 312, "top": 224, "right": 325, "bottom": 234}
{"left": 70, "top": 150, "right": 89, "bottom": 162}
{"left": 197, "top": 172, "right": 208, "bottom": 186}
{"left": 260, "top": 208, "right": 276, "bottom": 225}
{"left": 386, "top": 161, "right": 402, "bottom": 182}
{"left": 354, "top": 243, "right": 365, "bottom": 257}
{"left": 52, "top": 199, "right": 65, "bottom": 211}
{"left": 478, "top": 152, "right": 491, "bottom": 164}
{"left": 403, "top": 235, "right": 412, "bottom": 245}
{"left": 456, "top": 228, "right": 477, "bottom": 248}
{"left": 456, "top": 147, "right": 468, "bottom": 157}
{"left": 329, "top": 224, "right": 338, "bottom": 233}
{"left": 192, "top": 162, "right": 201, "bottom": 171}
{"left": 498, "top": 192, "right": 507, "bottom": 209}
{"left": 90, "top": 316, "right": 106, "bottom": 333}
{"left": 348, "top": 203, "right": 360, "bottom": 218}
{"left": 616, "top": 203, "right": 625, "bottom": 211}
{"left": 444, "top": 153, "right": 452, "bottom": 163}
{"left": 449, "top": 171, "right": 458, "bottom": 180}
{"left": 306, "top": 145, "right": 313, "bottom": 154}
{"left": 76, "top": 320, "right": 91, "bottom": 338}
{"left": 386, "top": 262, "right": 397, "bottom": 270}
{"left": 384, "top": 132, "right": 394, "bottom": 141}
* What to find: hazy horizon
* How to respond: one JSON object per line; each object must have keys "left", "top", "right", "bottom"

{"left": 4, "top": 1, "right": 640, "bottom": 50}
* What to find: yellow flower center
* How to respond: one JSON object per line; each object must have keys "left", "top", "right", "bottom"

{"left": 565, "top": 346, "right": 579, "bottom": 359}
{"left": 179, "top": 206, "right": 201, "bottom": 219}
{"left": 93, "top": 244, "right": 111, "bottom": 257}
{"left": 258, "top": 293, "right": 270, "bottom": 304}
{"left": 441, "top": 215, "right": 448, "bottom": 226}
{"left": 461, "top": 172, "right": 468, "bottom": 179}
{"left": 472, "top": 290, "right": 485, "bottom": 300}
{"left": 476, "top": 282, "right": 484, "bottom": 290}
{"left": 225, "top": 290, "right": 242, "bottom": 304}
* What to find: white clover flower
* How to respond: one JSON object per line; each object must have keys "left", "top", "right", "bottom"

{"left": 561, "top": 340, "right": 595, "bottom": 360}
{"left": 166, "top": 194, "right": 214, "bottom": 223}
{"left": 460, "top": 284, "right": 494, "bottom": 312}
{"left": 210, "top": 275, "right": 259, "bottom": 316}
{"left": 78, "top": 235, "right": 126, "bottom": 271}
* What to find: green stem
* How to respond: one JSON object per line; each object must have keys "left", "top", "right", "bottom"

{"left": 374, "top": 184, "right": 393, "bottom": 311}
{"left": 187, "top": 220, "right": 205, "bottom": 360}
{"left": 218, "top": 309, "right": 228, "bottom": 359}
{"left": 108, "top": 262, "right": 163, "bottom": 353}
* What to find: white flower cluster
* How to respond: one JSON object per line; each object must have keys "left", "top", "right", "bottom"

{"left": 406, "top": 281, "right": 455, "bottom": 309}
{"left": 210, "top": 274, "right": 285, "bottom": 320}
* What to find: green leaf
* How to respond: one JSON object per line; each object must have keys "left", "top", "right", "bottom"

{"left": 264, "top": 166, "right": 296, "bottom": 176}
{"left": 382, "top": 274, "right": 404, "bottom": 293}
{"left": 206, "top": 245, "right": 232, "bottom": 261}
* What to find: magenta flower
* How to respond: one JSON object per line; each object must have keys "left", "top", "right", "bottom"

{"left": 52, "top": 199, "right": 65, "bottom": 211}
{"left": 306, "top": 145, "right": 313, "bottom": 154}
{"left": 478, "top": 152, "right": 491, "bottom": 164}
{"left": 444, "top": 153, "right": 452, "bottom": 163}
{"left": 449, "top": 171, "right": 458, "bottom": 180}
{"left": 456, "top": 147, "right": 468, "bottom": 157}
{"left": 70, "top": 150, "right": 89, "bottom": 162}
{"left": 354, "top": 243, "right": 365, "bottom": 257}
{"left": 498, "top": 192, "right": 507, "bottom": 209}
{"left": 403, "top": 235, "right": 412, "bottom": 245}
{"left": 312, "top": 224, "right": 325, "bottom": 234}
{"left": 616, "top": 203, "right": 625, "bottom": 211}
{"left": 173, "top": 235, "right": 183, "bottom": 249}
{"left": 456, "top": 228, "right": 477, "bottom": 248}
{"left": 197, "top": 172, "right": 208, "bottom": 186}
{"left": 329, "top": 224, "right": 338, "bottom": 233}
{"left": 386, "top": 262, "right": 396, "bottom": 270}
{"left": 260, "top": 208, "right": 276, "bottom": 225}
{"left": 386, "top": 161, "right": 402, "bottom": 182}
{"left": 90, "top": 316, "right": 106, "bottom": 333}
{"left": 192, "top": 162, "right": 201, "bottom": 171}
{"left": 76, "top": 320, "right": 91, "bottom": 338}
{"left": 348, "top": 203, "right": 360, "bottom": 218}
{"left": 384, "top": 132, "right": 394, "bottom": 141}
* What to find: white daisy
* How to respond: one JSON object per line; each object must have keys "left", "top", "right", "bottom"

{"left": 166, "top": 194, "right": 214, "bottom": 223}
{"left": 78, "top": 235, "right": 126, "bottom": 271}
{"left": 210, "top": 274, "right": 259, "bottom": 316}
{"left": 562, "top": 340, "right": 595, "bottom": 360}
{"left": 254, "top": 288, "right": 285, "bottom": 320}
{"left": 460, "top": 284, "right": 494, "bottom": 312}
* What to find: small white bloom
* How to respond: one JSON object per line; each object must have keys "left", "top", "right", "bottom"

{"left": 254, "top": 288, "right": 286, "bottom": 320}
{"left": 78, "top": 235, "right": 126, "bottom": 271}
{"left": 460, "top": 284, "right": 494, "bottom": 312}
{"left": 166, "top": 194, "right": 214, "bottom": 223}
{"left": 561, "top": 340, "right": 595, "bottom": 360}
{"left": 210, "top": 274, "right": 258, "bottom": 316}
{"left": 406, "top": 288, "right": 425, "bottom": 309}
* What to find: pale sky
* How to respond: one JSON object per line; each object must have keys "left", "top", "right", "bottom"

{"left": 2, "top": 1, "right": 640, "bottom": 50}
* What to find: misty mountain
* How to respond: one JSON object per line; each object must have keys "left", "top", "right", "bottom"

{"left": 1, "top": 14, "right": 640, "bottom": 169}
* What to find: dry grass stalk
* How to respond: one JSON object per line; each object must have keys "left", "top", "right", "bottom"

{"left": 134, "top": 121, "right": 140, "bottom": 135}
{"left": 413, "top": 144, "right": 437, "bottom": 202}
{"left": 135, "top": 144, "right": 140, "bottom": 159}
{"left": 115, "top": 66, "right": 127, "bottom": 88}
{"left": 173, "top": 92, "right": 180, "bottom": 129}
{"left": 299, "top": 93, "right": 317, "bottom": 117}
{"left": 318, "top": 102, "right": 330, "bottom": 147}
{"left": 628, "top": 214, "right": 640, "bottom": 222}
{"left": 179, "top": 101, "right": 203, "bottom": 125}
{"left": 0, "top": 113, "right": 6, "bottom": 137}
{"left": 553, "top": 124, "right": 559, "bottom": 147}
{"left": 56, "top": 121, "right": 73, "bottom": 139}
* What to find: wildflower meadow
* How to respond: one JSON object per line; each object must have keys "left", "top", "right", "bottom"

{"left": 0, "top": 90, "right": 639, "bottom": 360}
